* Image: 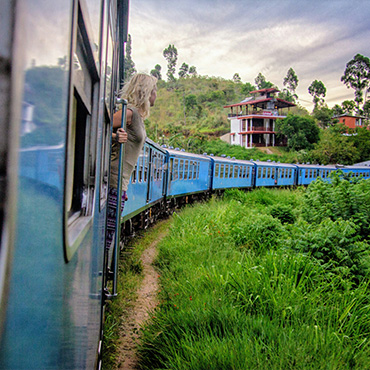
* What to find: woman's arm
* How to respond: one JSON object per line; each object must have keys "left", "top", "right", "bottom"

{"left": 112, "top": 108, "right": 132, "bottom": 143}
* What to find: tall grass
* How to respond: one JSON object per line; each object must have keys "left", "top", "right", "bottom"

{"left": 137, "top": 182, "right": 370, "bottom": 369}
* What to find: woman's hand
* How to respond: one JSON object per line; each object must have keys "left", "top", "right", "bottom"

{"left": 114, "top": 128, "right": 128, "bottom": 143}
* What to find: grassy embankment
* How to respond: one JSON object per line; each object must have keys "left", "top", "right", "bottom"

{"left": 136, "top": 175, "right": 370, "bottom": 369}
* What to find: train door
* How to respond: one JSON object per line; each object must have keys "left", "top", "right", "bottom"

{"left": 0, "top": 0, "right": 20, "bottom": 338}
{"left": 146, "top": 146, "right": 153, "bottom": 203}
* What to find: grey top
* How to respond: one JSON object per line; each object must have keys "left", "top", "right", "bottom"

{"left": 110, "top": 105, "right": 146, "bottom": 191}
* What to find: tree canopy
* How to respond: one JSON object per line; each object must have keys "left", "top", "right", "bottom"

{"left": 308, "top": 80, "right": 326, "bottom": 108}
{"left": 255, "top": 72, "right": 275, "bottom": 89}
{"left": 124, "top": 34, "right": 136, "bottom": 82}
{"left": 276, "top": 113, "right": 320, "bottom": 151}
{"left": 341, "top": 54, "right": 370, "bottom": 112}
{"left": 163, "top": 44, "right": 178, "bottom": 82}
{"left": 150, "top": 64, "right": 162, "bottom": 80}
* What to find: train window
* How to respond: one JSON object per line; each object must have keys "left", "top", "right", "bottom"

{"left": 234, "top": 166, "right": 239, "bottom": 178}
{"left": 215, "top": 164, "right": 219, "bottom": 177}
{"left": 189, "top": 161, "right": 193, "bottom": 180}
{"left": 258, "top": 167, "right": 261, "bottom": 178}
{"left": 169, "top": 158, "right": 174, "bottom": 181}
{"left": 271, "top": 169, "right": 275, "bottom": 179}
{"left": 184, "top": 160, "right": 188, "bottom": 180}
{"left": 144, "top": 147, "right": 149, "bottom": 182}
{"left": 64, "top": 5, "right": 101, "bottom": 261}
{"left": 174, "top": 159, "right": 178, "bottom": 180}
{"left": 132, "top": 164, "right": 137, "bottom": 183}
{"left": 197, "top": 162, "right": 200, "bottom": 179}
{"left": 304, "top": 170, "right": 308, "bottom": 178}
{"left": 246, "top": 167, "right": 249, "bottom": 179}
{"left": 138, "top": 150, "right": 144, "bottom": 182}
{"left": 179, "top": 160, "right": 184, "bottom": 180}
{"left": 229, "top": 166, "right": 233, "bottom": 178}
{"left": 289, "top": 169, "right": 292, "bottom": 178}
{"left": 220, "top": 164, "right": 224, "bottom": 178}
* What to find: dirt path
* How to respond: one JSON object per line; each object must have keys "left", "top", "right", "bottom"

{"left": 117, "top": 231, "right": 167, "bottom": 370}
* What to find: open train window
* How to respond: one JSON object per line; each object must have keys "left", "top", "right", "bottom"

{"left": 64, "top": 4, "right": 100, "bottom": 261}
{"left": 220, "top": 164, "right": 224, "bottom": 178}
{"left": 179, "top": 160, "right": 184, "bottom": 180}
{"left": 189, "top": 161, "right": 193, "bottom": 180}
{"left": 258, "top": 168, "right": 262, "bottom": 178}
{"left": 174, "top": 159, "right": 178, "bottom": 180}
{"left": 144, "top": 147, "right": 149, "bottom": 182}
{"left": 169, "top": 158, "right": 174, "bottom": 181}
{"left": 233, "top": 166, "right": 237, "bottom": 178}
{"left": 131, "top": 164, "right": 137, "bottom": 183}
{"left": 184, "top": 160, "right": 189, "bottom": 180}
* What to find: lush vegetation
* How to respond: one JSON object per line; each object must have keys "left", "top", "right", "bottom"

{"left": 102, "top": 220, "right": 170, "bottom": 369}
{"left": 136, "top": 176, "right": 370, "bottom": 369}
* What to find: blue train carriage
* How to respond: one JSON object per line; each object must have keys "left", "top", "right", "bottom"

{"left": 296, "top": 163, "right": 338, "bottom": 185}
{"left": 211, "top": 155, "right": 255, "bottom": 190}
{"left": 253, "top": 160, "right": 297, "bottom": 187}
{"left": 0, "top": 0, "right": 129, "bottom": 369}
{"left": 121, "top": 139, "right": 167, "bottom": 228}
{"left": 165, "top": 148, "right": 212, "bottom": 207}
{"left": 340, "top": 164, "right": 370, "bottom": 180}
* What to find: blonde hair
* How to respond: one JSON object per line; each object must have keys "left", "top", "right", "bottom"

{"left": 120, "top": 73, "right": 157, "bottom": 118}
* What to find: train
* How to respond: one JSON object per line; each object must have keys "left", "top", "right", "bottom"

{"left": 1, "top": 0, "right": 370, "bottom": 369}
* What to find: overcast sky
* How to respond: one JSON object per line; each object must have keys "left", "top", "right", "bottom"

{"left": 128, "top": 0, "right": 370, "bottom": 110}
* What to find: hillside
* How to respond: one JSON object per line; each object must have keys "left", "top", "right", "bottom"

{"left": 144, "top": 76, "right": 309, "bottom": 161}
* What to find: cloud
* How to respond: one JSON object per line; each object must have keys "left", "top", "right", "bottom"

{"left": 130, "top": 0, "right": 370, "bottom": 109}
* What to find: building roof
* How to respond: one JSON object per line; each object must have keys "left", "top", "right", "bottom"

{"left": 249, "top": 88, "right": 280, "bottom": 94}
{"left": 224, "top": 97, "right": 295, "bottom": 109}
{"left": 337, "top": 114, "right": 366, "bottom": 119}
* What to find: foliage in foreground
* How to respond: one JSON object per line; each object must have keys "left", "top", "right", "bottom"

{"left": 137, "top": 178, "right": 370, "bottom": 369}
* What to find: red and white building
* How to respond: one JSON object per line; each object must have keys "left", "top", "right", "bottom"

{"left": 224, "top": 88, "right": 295, "bottom": 148}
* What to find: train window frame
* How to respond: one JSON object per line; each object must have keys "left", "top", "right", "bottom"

{"left": 64, "top": 2, "right": 101, "bottom": 261}
{"left": 189, "top": 161, "right": 193, "bottom": 180}
{"left": 184, "top": 160, "right": 188, "bottom": 180}
{"left": 215, "top": 163, "right": 219, "bottom": 177}
{"left": 234, "top": 165, "right": 239, "bottom": 178}
{"left": 174, "top": 158, "right": 178, "bottom": 180}
{"left": 220, "top": 164, "right": 224, "bottom": 178}
{"left": 179, "top": 159, "right": 184, "bottom": 180}
{"left": 131, "top": 164, "right": 137, "bottom": 183}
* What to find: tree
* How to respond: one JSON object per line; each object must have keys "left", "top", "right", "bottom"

{"left": 241, "top": 82, "right": 254, "bottom": 96}
{"left": 332, "top": 104, "right": 343, "bottom": 117}
{"left": 278, "top": 89, "right": 296, "bottom": 103}
{"left": 363, "top": 100, "right": 370, "bottom": 121}
{"left": 341, "top": 54, "right": 370, "bottom": 112}
{"left": 150, "top": 64, "right": 162, "bottom": 80}
{"left": 255, "top": 72, "right": 275, "bottom": 89}
{"left": 283, "top": 67, "right": 299, "bottom": 98}
{"left": 313, "top": 105, "right": 333, "bottom": 128}
{"left": 308, "top": 80, "right": 326, "bottom": 108}
{"left": 233, "top": 73, "right": 241, "bottom": 83}
{"left": 310, "top": 126, "right": 360, "bottom": 165}
{"left": 124, "top": 34, "right": 136, "bottom": 81}
{"left": 341, "top": 100, "right": 356, "bottom": 115}
{"left": 179, "top": 62, "right": 189, "bottom": 78}
{"left": 163, "top": 44, "right": 178, "bottom": 82}
{"left": 276, "top": 113, "right": 320, "bottom": 151}
{"left": 189, "top": 66, "right": 197, "bottom": 76}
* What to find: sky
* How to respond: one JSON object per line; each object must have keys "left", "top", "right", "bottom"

{"left": 128, "top": 0, "right": 370, "bottom": 111}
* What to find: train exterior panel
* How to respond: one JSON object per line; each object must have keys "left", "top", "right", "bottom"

{"left": 166, "top": 149, "right": 212, "bottom": 198}
{"left": 341, "top": 165, "right": 370, "bottom": 180}
{"left": 254, "top": 161, "right": 296, "bottom": 187}
{"left": 296, "top": 164, "right": 337, "bottom": 185}
{"left": 122, "top": 140, "right": 167, "bottom": 221}
{"left": 211, "top": 156, "right": 255, "bottom": 190}
{"left": 0, "top": 0, "right": 129, "bottom": 369}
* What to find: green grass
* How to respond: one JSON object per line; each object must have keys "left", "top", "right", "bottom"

{"left": 136, "top": 185, "right": 370, "bottom": 369}
{"left": 102, "top": 219, "right": 171, "bottom": 369}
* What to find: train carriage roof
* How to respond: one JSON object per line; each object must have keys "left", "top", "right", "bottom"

{"left": 252, "top": 160, "right": 297, "bottom": 168}
{"left": 164, "top": 147, "right": 212, "bottom": 162}
{"left": 208, "top": 155, "right": 255, "bottom": 166}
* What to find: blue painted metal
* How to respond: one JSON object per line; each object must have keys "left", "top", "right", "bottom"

{"left": 165, "top": 149, "right": 212, "bottom": 198}
{"left": 211, "top": 156, "right": 255, "bottom": 190}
